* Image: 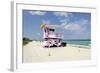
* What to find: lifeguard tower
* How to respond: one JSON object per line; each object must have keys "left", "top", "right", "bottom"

{"left": 41, "top": 23, "right": 66, "bottom": 47}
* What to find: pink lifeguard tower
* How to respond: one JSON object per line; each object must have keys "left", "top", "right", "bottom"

{"left": 41, "top": 23, "right": 66, "bottom": 47}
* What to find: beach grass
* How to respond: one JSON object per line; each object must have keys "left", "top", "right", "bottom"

{"left": 23, "top": 37, "right": 32, "bottom": 45}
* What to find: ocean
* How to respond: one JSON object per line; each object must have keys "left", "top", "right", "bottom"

{"left": 63, "top": 40, "right": 91, "bottom": 48}
{"left": 35, "top": 39, "right": 91, "bottom": 48}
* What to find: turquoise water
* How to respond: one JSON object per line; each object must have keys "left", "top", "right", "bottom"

{"left": 63, "top": 40, "right": 91, "bottom": 48}
{"left": 37, "top": 39, "right": 91, "bottom": 48}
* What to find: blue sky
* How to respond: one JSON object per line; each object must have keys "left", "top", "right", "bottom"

{"left": 23, "top": 10, "right": 91, "bottom": 40}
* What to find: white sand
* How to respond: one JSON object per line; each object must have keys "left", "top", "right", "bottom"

{"left": 23, "top": 41, "right": 91, "bottom": 63}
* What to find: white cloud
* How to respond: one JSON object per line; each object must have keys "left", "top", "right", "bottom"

{"left": 80, "top": 19, "right": 89, "bottom": 25}
{"left": 42, "top": 20, "right": 51, "bottom": 24}
{"left": 29, "top": 11, "right": 46, "bottom": 15}
{"left": 60, "top": 19, "right": 69, "bottom": 24}
{"left": 63, "top": 23, "right": 81, "bottom": 31}
{"left": 42, "top": 20, "right": 60, "bottom": 28}
{"left": 53, "top": 12, "right": 72, "bottom": 17}
{"left": 42, "top": 20, "right": 81, "bottom": 31}
{"left": 59, "top": 18, "right": 89, "bottom": 31}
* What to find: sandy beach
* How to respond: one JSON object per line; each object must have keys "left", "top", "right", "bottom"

{"left": 23, "top": 41, "right": 91, "bottom": 63}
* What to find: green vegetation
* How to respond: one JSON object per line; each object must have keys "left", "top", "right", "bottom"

{"left": 23, "top": 37, "right": 32, "bottom": 46}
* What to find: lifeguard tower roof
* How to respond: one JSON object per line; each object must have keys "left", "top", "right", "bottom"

{"left": 41, "top": 23, "right": 63, "bottom": 39}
